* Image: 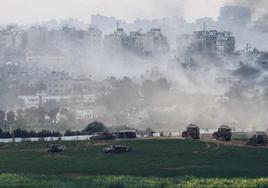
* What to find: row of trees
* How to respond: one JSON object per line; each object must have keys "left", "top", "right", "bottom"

{"left": 0, "top": 121, "right": 106, "bottom": 138}
{"left": 0, "top": 128, "right": 61, "bottom": 139}
{"left": 64, "top": 121, "right": 107, "bottom": 136}
{"left": 64, "top": 121, "right": 154, "bottom": 136}
{"left": 0, "top": 121, "right": 155, "bottom": 139}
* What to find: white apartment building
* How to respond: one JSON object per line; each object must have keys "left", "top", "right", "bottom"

{"left": 26, "top": 51, "right": 65, "bottom": 66}
{"left": 19, "top": 94, "right": 97, "bottom": 109}
{"left": 0, "top": 29, "right": 24, "bottom": 50}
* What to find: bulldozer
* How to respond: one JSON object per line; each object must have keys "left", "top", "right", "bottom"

{"left": 213, "top": 125, "right": 232, "bottom": 141}
{"left": 181, "top": 124, "right": 200, "bottom": 139}
{"left": 247, "top": 132, "right": 268, "bottom": 146}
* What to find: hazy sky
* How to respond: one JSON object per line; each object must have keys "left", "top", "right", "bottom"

{"left": 0, "top": 0, "right": 226, "bottom": 24}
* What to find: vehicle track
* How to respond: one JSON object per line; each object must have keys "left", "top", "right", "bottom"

{"left": 214, "top": 141, "right": 220, "bottom": 150}
{"left": 192, "top": 140, "right": 211, "bottom": 154}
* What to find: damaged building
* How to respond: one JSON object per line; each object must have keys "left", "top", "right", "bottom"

{"left": 104, "top": 28, "right": 169, "bottom": 56}
{"left": 177, "top": 30, "right": 235, "bottom": 56}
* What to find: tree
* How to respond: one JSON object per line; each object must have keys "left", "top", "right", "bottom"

{"left": 13, "top": 128, "right": 28, "bottom": 138}
{"left": 83, "top": 121, "right": 107, "bottom": 133}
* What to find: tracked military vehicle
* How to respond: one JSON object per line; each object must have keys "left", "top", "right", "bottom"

{"left": 103, "top": 144, "right": 130, "bottom": 153}
{"left": 213, "top": 125, "right": 232, "bottom": 141}
{"left": 90, "top": 131, "right": 115, "bottom": 140}
{"left": 48, "top": 143, "right": 65, "bottom": 153}
{"left": 247, "top": 132, "right": 268, "bottom": 146}
{"left": 181, "top": 124, "right": 200, "bottom": 139}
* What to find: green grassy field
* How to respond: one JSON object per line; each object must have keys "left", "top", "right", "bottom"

{"left": 0, "top": 139, "right": 268, "bottom": 187}
{"left": 1, "top": 173, "right": 268, "bottom": 188}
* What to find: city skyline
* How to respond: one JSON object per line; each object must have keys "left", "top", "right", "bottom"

{"left": 0, "top": 0, "right": 226, "bottom": 24}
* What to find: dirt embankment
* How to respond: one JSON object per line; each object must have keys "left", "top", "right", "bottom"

{"left": 202, "top": 139, "right": 268, "bottom": 148}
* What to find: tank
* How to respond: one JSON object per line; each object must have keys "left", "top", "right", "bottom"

{"left": 48, "top": 143, "right": 65, "bottom": 153}
{"left": 213, "top": 125, "right": 232, "bottom": 141}
{"left": 247, "top": 132, "right": 268, "bottom": 146}
{"left": 113, "top": 130, "right": 137, "bottom": 139}
{"left": 91, "top": 131, "right": 115, "bottom": 140}
{"left": 103, "top": 144, "right": 130, "bottom": 153}
{"left": 181, "top": 124, "right": 200, "bottom": 139}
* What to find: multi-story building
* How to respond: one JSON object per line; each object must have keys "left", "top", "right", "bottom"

{"left": 46, "top": 72, "right": 72, "bottom": 95}
{"left": 25, "top": 49, "right": 66, "bottom": 68}
{"left": 0, "top": 62, "right": 30, "bottom": 90}
{"left": 87, "top": 27, "right": 103, "bottom": 53}
{"left": 26, "top": 26, "right": 49, "bottom": 49}
{"left": 141, "top": 69, "right": 164, "bottom": 81}
{"left": 103, "top": 28, "right": 128, "bottom": 53}
{"left": 104, "top": 28, "right": 169, "bottom": 56}
{"left": 18, "top": 95, "right": 40, "bottom": 108}
{"left": 91, "top": 14, "right": 118, "bottom": 34}
{"left": 176, "top": 34, "right": 193, "bottom": 53}
{"left": 0, "top": 25, "right": 26, "bottom": 51}
{"left": 218, "top": 6, "right": 251, "bottom": 28}
{"left": 177, "top": 30, "right": 235, "bottom": 56}
{"left": 137, "top": 28, "right": 169, "bottom": 56}
{"left": 18, "top": 93, "right": 97, "bottom": 109}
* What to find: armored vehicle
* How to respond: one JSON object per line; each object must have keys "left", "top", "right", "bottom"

{"left": 91, "top": 131, "right": 115, "bottom": 140}
{"left": 113, "top": 130, "right": 137, "bottom": 139}
{"left": 181, "top": 124, "right": 200, "bottom": 139}
{"left": 103, "top": 144, "right": 130, "bottom": 153}
{"left": 247, "top": 132, "right": 268, "bottom": 146}
{"left": 213, "top": 125, "right": 232, "bottom": 141}
{"left": 48, "top": 143, "right": 65, "bottom": 153}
